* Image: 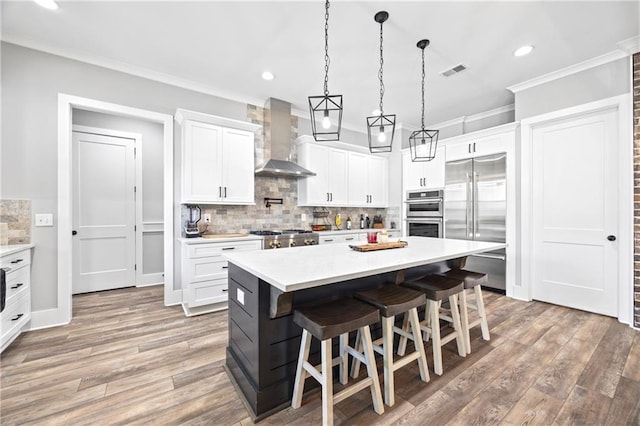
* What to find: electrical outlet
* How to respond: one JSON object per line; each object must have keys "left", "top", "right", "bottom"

{"left": 203, "top": 213, "right": 211, "bottom": 223}
{"left": 301, "top": 213, "right": 307, "bottom": 221}
{"left": 35, "top": 213, "right": 54, "bottom": 227}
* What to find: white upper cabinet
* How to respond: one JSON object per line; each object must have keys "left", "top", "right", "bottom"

{"left": 402, "top": 146, "right": 445, "bottom": 191}
{"left": 445, "top": 132, "right": 507, "bottom": 162}
{"left": 298, "top": 142, "right": 348, "bottom": 206}
{"left": 298, "top": 140, "right": 388, "bottom": 207}
{"left": 348, "top": 152, "right": 388, "bottom": 207}
{"left": 177, "top": 109, "right": 259, "bottom": 205}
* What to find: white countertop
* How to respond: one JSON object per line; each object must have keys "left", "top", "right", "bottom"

{"left": 316, "top": 228, "right": 401, "bottom": 236}
{"left": 224, "top": 237, "right": 505, "bottom": 292}
{"left": 179, "top": 235, "right": 263, "bottom": 244}
{"left": 0, "top": 244, "right": 34, "bottom": 257}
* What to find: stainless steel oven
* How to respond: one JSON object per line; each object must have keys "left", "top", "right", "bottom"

{"left": 406, "top": 217, "right": 443, "bottom": 238}
{"left": 405, "top": 189, "right": 444, "bottom": 218}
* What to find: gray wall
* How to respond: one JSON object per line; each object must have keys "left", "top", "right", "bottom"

{"left": 0, "top": 42, "right": 249, "bottom": 311}
{"left": 515, "top": 57, "right": 630, "bottom": 120}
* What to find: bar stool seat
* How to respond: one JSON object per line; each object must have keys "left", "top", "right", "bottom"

{"left": 399, "top": 275, "right": 466, "bottom": 376}
{"left": 437, "top": 268, "right": 490, "bottom": 355}
{"left": 351, "top": 285, "right": 430, "bottom": 406}
{"left": 292, "top": 298, "right": 384, "bottom": 426}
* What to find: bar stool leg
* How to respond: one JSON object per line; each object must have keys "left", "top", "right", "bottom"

{"left": 408, "top": 307, "right": 430, "bottom": 383}
{"left": 320, "top": 339, "right": 334, "bottom": 426}
{"left": 350, "top": 329, "right": 362, "bottom": 378}
{"left": 475, "top": 285, "right": 490, "bottom": 341}
{"left": 459, "top": 289, "right": 472, "bottom": 355}
{"left": 339, "top": 333, "right": 348, "bottom": 385}
{"left": 292, "top": 329, "right": 312, "bottom": 409}
{"left": 396, "top": 314, "right": 410, "bottom": 356}
{"left": 428, "top": 299, "right": 443, "bottom": 375}
{"left": 361, "top": 325, "right": 384, "bottom": 415}
{"left": 449, "top": 294, "right": 466, "bottom": 357}
{"left": 381, "top": 316, "right": 395, "bottom": 406}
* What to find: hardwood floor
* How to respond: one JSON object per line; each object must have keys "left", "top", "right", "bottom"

{"left": 1, "top": 286, "right": 639, "bottom": 425}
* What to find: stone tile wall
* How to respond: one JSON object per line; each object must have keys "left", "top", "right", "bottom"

{"left": 182, "top": 103, "right": 396, "bottom": 235}
{"left": 0, "top": 200, "right": 31, "bottom": 245}
{"left": 634, "top": 53, "right": 640, "bottom": 328}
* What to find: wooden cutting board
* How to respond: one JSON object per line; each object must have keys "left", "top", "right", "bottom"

{"left": 349, "top": 241, "right": 408, "bottom": 252}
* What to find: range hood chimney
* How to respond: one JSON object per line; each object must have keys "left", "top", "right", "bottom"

{"left": 255, "top": 98, "right": 316, "bottom": 178}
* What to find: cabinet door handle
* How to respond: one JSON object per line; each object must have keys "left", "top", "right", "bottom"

{"left": 473, "top": 142, "right": 476, "bottom": 153}
{"left": 222, "top": 247, "right": 235, "bottom": 251}
{"left": 222, "top": 266, "right": 229, "bottom": 269}
{"left": 11, "top": 283, "right": 24, "bottom": 289}
{"left": 10, "top": 259, "right": 23, "bottom": 264}
{"left": 327, "top": 192, "right": 330, "bottom": 202}
{"left": 224, "top": 187, "right": 227, "bottom": 198}
{"left": 330, "top": 193, "right": 333, "bottom": 202}
{"left": 219, "top": 186, "right": 222, "bottom": 198}
{"left": 222, "top": 288, "right": 228, "bottom": 292}
{"left": 11, "top": 313, "right": 24, "bottom": 321}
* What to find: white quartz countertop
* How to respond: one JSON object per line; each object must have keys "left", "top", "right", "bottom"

{"left": 0, "top": 244, "right": 34, "bottom": 257}
{"left": 224, "top": 237, "right": 505, "bottom": 292}
{"left": 316, "top": 228, "right": 401, "bottom": 236}
{"left": 179, "top": 235, "right": 262, "bottom": 244}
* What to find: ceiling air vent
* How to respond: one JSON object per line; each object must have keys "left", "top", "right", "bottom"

{"left": 440, "top": 64, "right": 467, "bottom": 77}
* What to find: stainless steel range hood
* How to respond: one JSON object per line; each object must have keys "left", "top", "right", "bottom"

{"left": 255, "top": 98, "right": 316, "bottom": 178}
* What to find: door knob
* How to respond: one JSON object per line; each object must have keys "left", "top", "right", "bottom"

{"left": 72, "top": 230, "right": 77, "bottom": 235}
{"left": 607, "top": 235, "right": 616, "bottom": 241}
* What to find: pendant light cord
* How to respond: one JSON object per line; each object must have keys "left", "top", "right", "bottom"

{"left": 378, "top": 19, "right": 385, "bottom": 115}
{"left": 420, "top": 46, "right": 426, "bottom": 130}
{"left": 323, "top": 0, "right": 330, "bottom": 96}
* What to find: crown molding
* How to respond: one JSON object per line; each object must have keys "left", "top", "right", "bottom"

{"left": 618, "top": 35, "right": 640, "bottom": 54}
{"left": 2, "top": 36, "right": 268, "bottom": 109}
{"left": 507, "top": 50, "right": 628, "bottom": 94}
{"left": 465, "top": 104, "right": 514, "bottom": 123}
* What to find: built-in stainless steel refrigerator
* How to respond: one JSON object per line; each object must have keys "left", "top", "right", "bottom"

{"left": 444, "top": 153, "right": 506, "bottom": 291}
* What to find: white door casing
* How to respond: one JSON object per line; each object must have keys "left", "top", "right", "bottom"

{"left": 72, "top": 131, "right": 136, "bottom": 294}
{"left": 531, "top": 109, "right": 618, "bottom": 316}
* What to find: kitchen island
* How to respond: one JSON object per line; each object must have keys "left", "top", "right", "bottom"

{"left": 223, "top": 237, "right": 506, "bottom": 420}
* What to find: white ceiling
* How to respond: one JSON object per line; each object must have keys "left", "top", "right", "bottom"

{"left": 2, "top": 1, "right": 639, "bottom": 131}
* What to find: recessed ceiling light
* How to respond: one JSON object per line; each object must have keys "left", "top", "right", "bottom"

{"left": 261, "top": 71, "right": 275, "bottom": 81}
{"left": 34, "top": 0, "right": 59, "bottom": 10}
{"left": 514, "top": 45, "right": 534, "bottom": 57}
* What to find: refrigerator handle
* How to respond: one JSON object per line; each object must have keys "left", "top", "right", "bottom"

{"left": 466, "top": 172, "right": 472, "bottom": 238}
{"left": 473, "top": 171, "right": 479, "bottom": 238}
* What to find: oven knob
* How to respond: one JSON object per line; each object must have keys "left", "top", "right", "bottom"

{"left": 269, "top": 241, "right": 281, "bottom": 249}
{"left": 310, "top": 240, "right": 317, "bottom": 245}
{"left": 291, "top": 241, "right": 297, "bottom": 247}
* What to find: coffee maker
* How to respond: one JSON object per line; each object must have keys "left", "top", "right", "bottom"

{"left": 184, "top": 205, "right": 201, "bottom": 238}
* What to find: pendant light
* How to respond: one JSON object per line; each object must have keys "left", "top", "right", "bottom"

{"left": 308, "top": 0, "right": 343, "bottom": 142}
{"left": 366, "top": 11, "right": 395, "bottom": 153}
{"left": 409, "top": 39, "right": 439, "bottom": 162}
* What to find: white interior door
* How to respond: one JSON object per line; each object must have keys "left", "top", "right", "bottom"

{"left": 72, "top": 131, "right": 136, "bottom": 294}
{"left": 531, "top": 109, "right": 618, "bottom": 316}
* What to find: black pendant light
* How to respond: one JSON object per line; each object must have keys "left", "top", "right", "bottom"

{"left": 367, "top": 11, "right": 395, "bottom": 153}
{"left": 308, "top": 0, "right": 343, "bottom": 142}
{"left": 409, "top": 39, "right": 439, "bottom": 162}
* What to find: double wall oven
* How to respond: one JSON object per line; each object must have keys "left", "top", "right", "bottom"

{"left": 405, "top": 189, "right": 444, "bottom": 238}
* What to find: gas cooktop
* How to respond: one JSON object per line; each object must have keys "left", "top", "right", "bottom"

{"left": 249, "top": 229, "right": 315, "bottom": 236}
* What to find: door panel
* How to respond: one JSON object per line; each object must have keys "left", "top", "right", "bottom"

{"left": 73, "top": 131, "right": 136, "bottom": 294}
{"left": 474, "top": 153, "right": 506, "bottom": 243}
{"left": 531, "top": 109, "right": 617, "bottom": 316}
{"left": 444, "top": 158, "right": 472, "bottom": 239}
{"left": 222, "top": 128, "right": 254, "bottom": 203}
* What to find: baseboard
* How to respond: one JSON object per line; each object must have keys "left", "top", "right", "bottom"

{"left": 136, "top": 281, "right": 164, "bottom": 288}
{"left": 29, "top": 307, "right": 70, "bottom": 331}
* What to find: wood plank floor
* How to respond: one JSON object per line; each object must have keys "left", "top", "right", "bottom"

{"left": 1, "top": 285, "right": 639, "bottom": 425}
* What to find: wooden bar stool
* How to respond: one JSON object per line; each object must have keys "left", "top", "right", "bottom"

{"left": 399, "top": 275, "right": 466, "bottom": 376}
{"left": 437, "top": 268, "right": 489, "bottom": 355}
{"left": 291, "top": 298, "right": 384, "bottom": 426}
{"left": 350, "top": 285, "right": 430, "bottom": 406}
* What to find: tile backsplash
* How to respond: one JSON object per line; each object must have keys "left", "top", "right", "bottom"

{"left": 0, "top": 199, "right": 31, "bottom": 245}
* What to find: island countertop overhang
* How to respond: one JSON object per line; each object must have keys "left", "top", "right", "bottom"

{"left": 224, "top": 237, "right": 506, "bottom": 293}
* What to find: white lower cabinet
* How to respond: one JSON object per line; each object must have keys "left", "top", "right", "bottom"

{"left": 1, "top": 246, "right": 32, "bottom": 353}
{"left": 319, "top": 232, "right": 363, "bottom": 245}
{"left": 181, "top": 238, "right": 261, "bottom": 316}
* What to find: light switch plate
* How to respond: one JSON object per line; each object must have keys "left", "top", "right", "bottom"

{"left": 203, "top": 213, "right": 211, "bottom": 223}
{"left": 35, "top": 213, "right": 54, "bottom": 227}
{"left": 237, "top": 288, "right": 245, "bottom": 305}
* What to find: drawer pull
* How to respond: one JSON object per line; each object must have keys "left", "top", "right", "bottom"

{"left": 11, "top": 313, "right": 24, "bottom": 321}
{"left": 222, "top": 266, "right": 229, "bottom": 269}
{"left": 222, "top": 288, "right": 228, "bottom": 292}
{"left": 324, "top": 239, "right": 334, "bottom": 242}
{"left": 10, "top": 259, "right": 24, "bottom": 264}
{"left": 345, "top": 237, "right": 355, "bottom": 241}
{"left": 222, "top": 247, "right": 235, "bottom": 251}
{"left": 11, "top": 283, "right": 24, "bottom": 289}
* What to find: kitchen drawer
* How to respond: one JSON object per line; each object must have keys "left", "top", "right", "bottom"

{"left": 187, "top": 240, "right": 261, "bottom": 259}
{"left": 1, "top": 291, "right": 31, "bottom": 351}
{"left": 1, "top": 250, "right": 31, "bottom": 270}
{"left": 187, "top": 257, "right": 228, "bottom": 283}
{"left": 5, "top": 266, "right": 30, "bottom": 305}
{"left": 187, "top": 278, "right": 229, "bottom": 307}
{"left": 319, "top": 233, "right": 360, "bottom": 244}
